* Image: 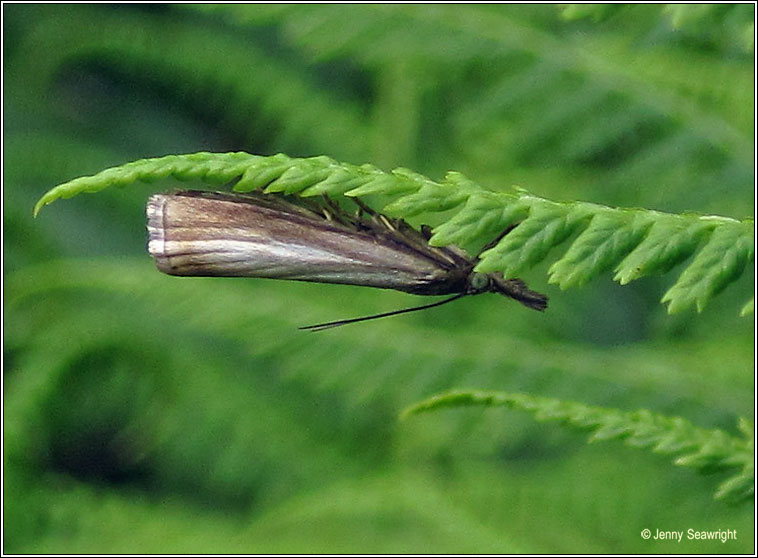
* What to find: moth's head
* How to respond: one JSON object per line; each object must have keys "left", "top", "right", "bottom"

{"left": 471, "top": 271, "right": 548, "bottom": 311}
{"left": 467, "top": 272, "right": 492, "bottom": 293}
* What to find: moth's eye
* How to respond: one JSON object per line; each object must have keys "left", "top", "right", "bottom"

{"left": 470, "top": 272, "right": 490, "bottom": 291}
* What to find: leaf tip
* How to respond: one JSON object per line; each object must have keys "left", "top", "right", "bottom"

{"left": 32, "top": 197, "right": 48, "bottom": 217}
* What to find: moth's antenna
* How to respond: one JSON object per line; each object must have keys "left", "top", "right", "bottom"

{"left": 299, "top": 293, "right": 466, "bottom": 332}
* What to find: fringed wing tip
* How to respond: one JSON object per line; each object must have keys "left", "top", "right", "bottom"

{"left": 146, "top": 194, "right": 169, "bottom": 269}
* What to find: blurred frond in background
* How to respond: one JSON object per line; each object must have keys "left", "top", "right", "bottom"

{"left": 3, "top": 4, "right": 754, "bottom": 553}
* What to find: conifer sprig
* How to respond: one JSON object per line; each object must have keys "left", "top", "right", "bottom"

{"left": 34, "top": 152, "right": 753, "bottom": 314}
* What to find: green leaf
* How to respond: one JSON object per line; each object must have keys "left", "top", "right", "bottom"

{"left": 715, "top": 468, "right": 754, "bottom": 503}
{"left": 548, "top": 210, "right": 655, "bottom": 289}
{"left": 613, "top": 215, "right": 719, "bottom": 284}
{"left": 33, "top": 152, "right": 260, "bottom": 216}
{"left": 232, "top": 153, "right": 296, "bottom": 192}
{"left": 661, "top": 220, "right": 754, "bottom": 312}
{"left": 382, "top": 172, "right": 477, "bottom": 217}
{"left": 298, "top": 167, "right": 372, "bottom": 197}
{"left": 262, "top": 162, "right": 334, "bottom": 195}
{"left": 475, "top": 200, "right": 594, "bottom": 277}
{"left": 429, "top": 192, "right": 529, "bottom": 248}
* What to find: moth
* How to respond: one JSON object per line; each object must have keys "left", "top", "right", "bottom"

{"left": 146, "top": 190, "right": 547, "bottom": 330}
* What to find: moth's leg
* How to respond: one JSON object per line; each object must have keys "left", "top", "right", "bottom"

{"left": 342, "top": 196, "right": 382, "bottom": 232}
{"left": 349, "top": 197, "right": 408, "bottom": 236}
{"left": 350, "top": 196, "right": 377, "bottom": 216}
{"left": 419, "top": 224, "right": 433, "bottom": 240}
{"left": 316, "top": 193, "right": 356, "bottom": 226}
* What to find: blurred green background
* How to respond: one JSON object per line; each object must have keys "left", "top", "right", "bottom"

{"left": 3, "top": 4, "right": 754, "bottom": 553}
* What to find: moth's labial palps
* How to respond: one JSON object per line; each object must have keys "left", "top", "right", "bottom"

{"left": 146, "top": 190, "right": 547, "bottom": 327}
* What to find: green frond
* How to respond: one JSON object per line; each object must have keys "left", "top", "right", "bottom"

{"left": 403, "top": 389, "right": 754, "bottom": 503}
{"left": 34, "top": 152, "right": 753, "bottom": 314}
{"left": 33, "top": 152, "right": 261, "bottom": 216}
